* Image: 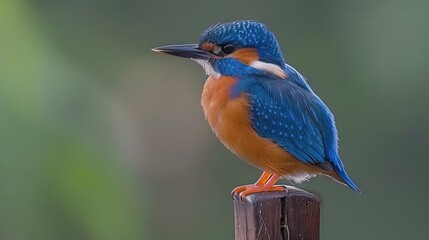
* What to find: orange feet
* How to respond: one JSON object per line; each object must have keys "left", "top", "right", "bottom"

{"left": 231, "top": 171, "right": 286, "bottom": 200}
{"left": 232, "top": 184, "right": 285, "bottom": 200}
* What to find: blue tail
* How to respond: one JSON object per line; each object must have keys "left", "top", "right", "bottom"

{"left": 334, "top": 167, "right": 361, "bottom": 193}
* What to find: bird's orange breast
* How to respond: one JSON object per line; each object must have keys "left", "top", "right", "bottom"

{"left": 201, "top": 75, "right": 320, "bottom": 177}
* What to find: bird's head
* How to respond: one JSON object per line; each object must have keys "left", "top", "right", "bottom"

{"left": 152, "top": 20, "right": 286, "bottom": 79}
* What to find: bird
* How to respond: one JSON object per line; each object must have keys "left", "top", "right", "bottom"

{"left": 152, "top": 20, "right": 360, "bottom": 199}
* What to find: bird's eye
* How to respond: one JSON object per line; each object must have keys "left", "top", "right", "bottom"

{"left": 221, "top": 44, "right": 235, "bottom": 55}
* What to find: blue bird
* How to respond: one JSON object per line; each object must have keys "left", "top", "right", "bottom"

{"left": 153, "top": 20, "right": 360, "bottom": 198}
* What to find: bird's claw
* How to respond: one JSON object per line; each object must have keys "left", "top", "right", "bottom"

{"left": 231, "top": 185, "right": 252, "bottom": 200}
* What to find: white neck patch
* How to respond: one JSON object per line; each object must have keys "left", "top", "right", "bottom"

{"left": 250, "top": 61, "right": 286, "bottom": 79}
{"left": 192, "top": 59, "right": 221, "bottom": 79}
{"left": 192, "top": 59, "right": 286, "bottom": 79}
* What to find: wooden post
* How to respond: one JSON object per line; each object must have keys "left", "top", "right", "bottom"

{"left": 233, "top": 186, "right": 320, "bottom": 240}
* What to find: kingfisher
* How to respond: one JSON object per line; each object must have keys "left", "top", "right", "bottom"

{"left": 152, "top": 20, "right": 360, "bottom": 199}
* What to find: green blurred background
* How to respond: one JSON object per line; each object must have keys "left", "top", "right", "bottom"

{"left": 1, "top": 0, "right": 428, "bottom": 239}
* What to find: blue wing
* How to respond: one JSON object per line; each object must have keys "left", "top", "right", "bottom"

{"left": 245, "top": 70, "right": 341, "bottom": 169}
{"left": 234, "top": 64, "right": 360, "bottom": 192}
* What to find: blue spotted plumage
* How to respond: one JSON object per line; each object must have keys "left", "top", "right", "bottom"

{"left": 235, "top": 63, "right": 359, "bottom": 192}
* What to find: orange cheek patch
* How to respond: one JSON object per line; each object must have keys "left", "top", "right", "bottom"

{"left": 228, "top": 48, "right": 259, "bottom": 65}
{"left": 201, "top": 42, "right": 215, "bottom": 52}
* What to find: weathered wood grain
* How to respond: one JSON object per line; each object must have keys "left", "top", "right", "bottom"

{"left": 233, "top": 186, "right": 319, "bottom": 240}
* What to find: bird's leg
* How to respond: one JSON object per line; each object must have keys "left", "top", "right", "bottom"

{"left": 231, "top": 171, "right": 285, "bottom": 199}
{"left": 253, "top": 171, "right": 274, "bottom": 186}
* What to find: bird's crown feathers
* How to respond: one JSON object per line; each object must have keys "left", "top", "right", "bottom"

{"left": 198, "top": 20, "right": 285, "bottom": 67}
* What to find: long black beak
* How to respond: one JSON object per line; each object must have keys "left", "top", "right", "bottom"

{"left": 152, "top": 44, "right": 218, "bottom": 60}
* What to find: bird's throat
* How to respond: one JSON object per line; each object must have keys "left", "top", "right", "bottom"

{"left": 192, "top": 59, "right": 221, "bottom": 79}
